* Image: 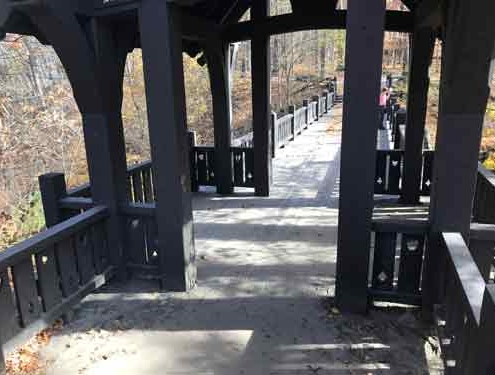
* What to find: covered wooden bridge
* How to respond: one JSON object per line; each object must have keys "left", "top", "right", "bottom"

{"left": 1, "top": 0, "right": 495, "bottom": 373}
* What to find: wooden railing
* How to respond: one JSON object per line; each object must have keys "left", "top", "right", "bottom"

{"left": 0, "top": 206, "right": 113, "bottom": 364}
{"left": 435, "top": 232, "right": 495, "bottom": 374}
{"left": 65, "top": 89, "right": 334, "bottom": 199}
{"left": 369, "top": 218, "right": 428, "bottom": 305}
{"left": 189, "top": 146, "right": 255, "bottom": 190}
{"left": 273, "top": 113, "right": 294, "bottom": 150}
{"left": 374, "top": 149, "right": 434, "bottom": 196}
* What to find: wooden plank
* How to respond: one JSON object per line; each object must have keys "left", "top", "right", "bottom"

{"left": 372, "top": 218, "right": 429, "bottom": 233}
{"left": 397, "top": 234, "right": 425, "bottom": 294}
{"left": 126, "top": 216, "right": 147, "bottom": 266}
{"left": 12, "top": 258, "right": 42, "bottom": 327}
{"left": 120, "top": 202, "right": 156, "bottom": 217}
{"left": 207, "top": 148, "right": 216, "bottom": 186}
{"left": 244, "top": 148, "right": 255, "bottom": 188}
{"left": 74, "top": 231, "right": 96, "bottom": 285}
{"left": 58, "top": 197, "right": 94, "bottom": 211}
{"left": 387, "top": 151, "right": 402, "bottom": 194}
{"left": 132, "top": 170, "right": 144, "bottom": 203}
{"left": 421, "top": 150, "right": 434, "bottom": 195}
{"left": 375, "top": 151, "right": 387, "bottom": 194}
{"left": 145, "top": 217, "right": 159, "bottom": 266}
{"left": 142, "top": 168, "right": 154, "bottom": 202}
{"left": 35, "top": 247, "right": 63, "bottom": 312}
{"left": 232, "top": 148, "right": 245, "bottom": 186}
{"left": 372, "top": 232, "right": 397, "bottom": 290}
{"left": 467, "top": 238, "right": 494, "bottom": 283}
{"left": 55, "top": 238, "right": 80, "bottom": 296}
{"left": 91, "top": 221, "right": 109, "bottom": 273}
{"left": 335, "top": 0, "right": 385, "bottom": 313}
{"left": 369, "top": 289, "right": 422, "bottom": 306}
{"left": 196, "top": 149, "right": 209, "bottom": 186}
{"left": 0, "top": 270, "right": 21, "bottom": 343}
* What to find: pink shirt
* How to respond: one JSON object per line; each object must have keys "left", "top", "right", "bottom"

{"left": 380, "top": 92, "right": 388, "bottom": 107}
{"left": 379, "top": 92, "right": 388, "bottom": 107}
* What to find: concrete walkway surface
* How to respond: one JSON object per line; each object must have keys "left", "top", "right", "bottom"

{"left": 37, "top": 110, "right": 443, "bottom": 375}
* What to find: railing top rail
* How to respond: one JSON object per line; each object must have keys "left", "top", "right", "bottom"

{"left": 0, "top": 206, "right": 109, "bottom": 270}
{"left": 127, "top": 160, "right": 153, "bottom": 174}
{"left": 372, "top": 218, "right": 429, "bottom": 233}
{"left": 442, "top": 232, "right": 486, "bottom": 325}
{"left": 67, "top": 182, "right": 91, "bottom": 197}
{"left": 469, "top": 223, "right": 495, "bottom": 241}
{"left": 278, "top": 113, "right": 294, "bottom": 122}
{"left": 230, "top": 146, "right": 254, "bottom": 152}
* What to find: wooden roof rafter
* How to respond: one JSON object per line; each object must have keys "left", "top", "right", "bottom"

{"left": 222, "top": 9, "right": 415, "bottom": 43}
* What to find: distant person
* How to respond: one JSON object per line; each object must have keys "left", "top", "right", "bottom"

{"left": 386, "top": 73, "right": 393, "bottom": 89}
{"left": 379, "top": 88, "right": 389, "bottom": 129}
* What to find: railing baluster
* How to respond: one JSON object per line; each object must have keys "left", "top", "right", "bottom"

{"left": 12, "top": 258, "right": 42, "bottom": 327}
{"left": 35, "top": 246, "right": 63, "bottom": 312}
{"left": 0, "top": 270, "right": 21, "bottom": 343}
{"left": 74, "top": 231, "right": 96, "bottom": 285}
{"left": 397, "top": 234, "right": 425, "bottom": 294}
{"left": 55, "top": 238, "right": 80, "bottom": 296}
{"left": 372, "top": 232, "right": 397, "bottom": 290}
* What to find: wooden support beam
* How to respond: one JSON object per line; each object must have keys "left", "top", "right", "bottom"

{"left": 26, "top": 4, "right": 131, "bottom": 279}
{"left": 414, "top": 0, "right": 442, "bottom": 31}
{"left": 251, "top": 0, "right": 272, "bottom": 196}
{"left": 223, "top": 10, "right": 413, "bottom": 43}
{"left": 205, "top": 42, "right": 234, "bottom": 194}
{"left": 335, "top": 0, "right": 386, "bottom": 313}
{"left": 422, "top": 0, "right": 495, "bottom": 318}
{"left": 401, "top": 26, "right": 435, "bottom": 204}
{"left": 139, "top": 0, "right": 196, "bottom": 291}
{"left": 220, "top": 0, "right": 250, "bottom": 24}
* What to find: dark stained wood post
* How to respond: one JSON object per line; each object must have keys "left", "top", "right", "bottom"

{"left": 422, "top": 0, "right": 495, "bottom": 318}
{"left": 401, "top": 26, "right": 435, "bottom": 204}
{"left": 39, "top": 173, "right": 69, "bottom": 227}
{"left": 251, "top": 0, "right": 272, "bottom": 196}
{"left": 87, "top": 20, "right": 133, "bottom": 280}
{"left": 26, "top": 8, "right": 132, "bottom": 279}
{"left": 205, "top": 42, "right": 234, "bottom": 195}
{"left": 336, "top": 0, "right": 386, "bottom": 313}
{"left": 139, "top": 0, "right": 196, "bottom": 291}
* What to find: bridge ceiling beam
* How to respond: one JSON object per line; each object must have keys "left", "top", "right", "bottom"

{"left": 220, "top": 0, "right": 250, "bottom": 24}
{"left": 222, "top": 10, "right": 414, "bottom": 43}
{"left": 414, "top": 0, "right": 443, "bottom": 34}
{"left": 290, "top": 0, "right": 338, "bottom": 14}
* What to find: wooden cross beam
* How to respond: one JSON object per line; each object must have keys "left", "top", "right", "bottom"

{"left": 222, "top": 10, "right": 414, "bottom": 43}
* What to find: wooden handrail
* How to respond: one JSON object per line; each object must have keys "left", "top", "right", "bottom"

{"left": 0, "top": 206, "right": 109, "bottom": 270}
{"left": 442, "top": 232, "right": 486, "bottom": 325}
